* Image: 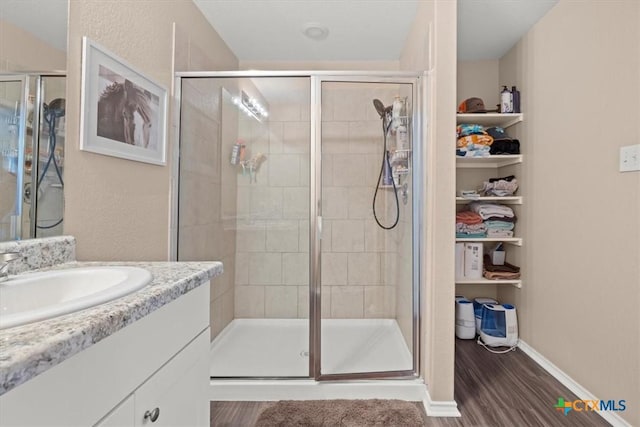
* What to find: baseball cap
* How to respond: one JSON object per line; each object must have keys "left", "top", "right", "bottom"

{"left": 486, "top": 127, "right": 512, "bottom": 141}
{"left": 457, "top": 97, "right": 498, "bottom": 113}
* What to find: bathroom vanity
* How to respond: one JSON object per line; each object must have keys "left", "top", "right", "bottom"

{"left": 0, "top": 237, "right": 222, "bottom": 426}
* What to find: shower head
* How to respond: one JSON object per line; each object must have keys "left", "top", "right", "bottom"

{"left": 373, "top": 99, "right": 391, "bottom": 119}
{"left": 44, "top": 98, "right": 65, "bottom": 118}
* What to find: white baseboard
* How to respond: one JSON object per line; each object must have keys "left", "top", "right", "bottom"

{"left": 422, "top": 389, "right": 461, "bottom": 417}
{"left": 518, "top": 340, "right": 632, "bottom": 427}
{"left": 210, "top": 379, "right": 428, "bottom": 402}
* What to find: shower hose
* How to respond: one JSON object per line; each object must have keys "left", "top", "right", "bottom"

{"left": 34, "top": 108, "right": 64, "bottom": 229}
{"left": 372, "top": 118, "right": 400, "bottom": 230}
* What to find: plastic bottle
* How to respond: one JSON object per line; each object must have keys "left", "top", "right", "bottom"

{"left": 230, "top": 140, "right": 244, "bottom": 165}
{"left": 511, "top": 86, "right": 521, "bottom": 113}
{"left": 500, "top": 86, "right": 513, "bottom": 113}
{"left": 396, "top": 124, "right": 408, "bottom": 150}
{"left": 392, "top": 96, "right": 404, "bottom": 130}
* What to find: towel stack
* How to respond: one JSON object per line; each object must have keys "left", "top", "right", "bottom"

{"left": 468, "top": 202, "right": 516, "bottom": 238}
{"left": 455, "top": 211, "right": 486, "bottom": 238}
{"left": 483, "top": 255, "right": 521, "bottom": 280}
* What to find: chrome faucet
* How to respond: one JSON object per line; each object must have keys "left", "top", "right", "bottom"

{"left": 0, "top": 252, "right": 21, "bottom": 282}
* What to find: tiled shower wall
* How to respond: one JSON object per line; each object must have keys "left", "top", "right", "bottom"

{"left": 233, "top": 81, "right": 413, "bottom": 324}
{"left": 233, "top": 79, "right": 311, "bottom": 318}
{"left": 179, "top": 79, "right": 237, "bottom": 340}
{"left": 320, "top": 83, "right": 405, "bottom": 319}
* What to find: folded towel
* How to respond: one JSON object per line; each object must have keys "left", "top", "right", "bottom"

{"left": 483, "top": 255, "right": 521, "bottom": 279}
{"left": 486, "top": 229, "right": 514, "bottom": 238}
{"left": 484, "top": 221, "right": 515, "bottom": 231}
{"left": 484, "top": 270, "right": 521, "bottom": 280}
{"left": 456, "top": 211, "right": 484, "bottom": 225}
{"left": 469, "top": 202, "right": 514, "bottom": 220}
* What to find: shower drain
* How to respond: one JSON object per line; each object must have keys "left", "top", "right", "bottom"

{"left": 300, "top": 350, "right": 309, "bottom": 357}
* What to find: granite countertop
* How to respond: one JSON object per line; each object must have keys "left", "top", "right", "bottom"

{"left": 0, "top": 260, "right": 223, "bottom": 396}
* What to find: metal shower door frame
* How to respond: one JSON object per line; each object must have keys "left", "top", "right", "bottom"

{"left": 0, "top": 74, "right": 29, "bottom": 241}
{"left": 310, "top": 74, "right": 423, "bottom": 381}
{"left": 173, "top": 71, "right": 425, "bottom": 381}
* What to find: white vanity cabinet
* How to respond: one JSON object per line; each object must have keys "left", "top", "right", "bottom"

{"left": 0, "top": 283, "right": 210, "bottom": 427}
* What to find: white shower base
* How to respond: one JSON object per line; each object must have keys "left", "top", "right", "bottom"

{"left": 209, "top": 318, "right": 426, "bottom": 401}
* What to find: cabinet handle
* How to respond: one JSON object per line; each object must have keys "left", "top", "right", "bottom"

{"left": 144, "top": 408, "right": 160, "bottom": 422}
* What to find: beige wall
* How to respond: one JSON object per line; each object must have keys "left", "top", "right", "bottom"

{"left": 64, "top": 0, "right": 237, "bottom": 261}
{"left": 457, "top": 59, "right": 499, "bottom": 111}
{"left": 498, "top": 1, "right": 640, "bottom": 425}
{"left": 0, "top": 19, "right": 66, "bottom": 72}
{"left": 401, "top": 0, "right": 457, "bottom": 404}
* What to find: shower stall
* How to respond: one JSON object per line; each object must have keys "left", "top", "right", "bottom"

{"left": 175, "top": 72, "right": 424, "bottom": 395}
{"left": 0, "top": 74, "right": 66, "bottom": 241}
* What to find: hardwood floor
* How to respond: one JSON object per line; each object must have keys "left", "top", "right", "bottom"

{"left": 210, "top": 339, "right": 612, "bottom": 426}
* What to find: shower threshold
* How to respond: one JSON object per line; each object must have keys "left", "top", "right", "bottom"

{"left": 209, "top": 318, "right": 425, "bottom": 401}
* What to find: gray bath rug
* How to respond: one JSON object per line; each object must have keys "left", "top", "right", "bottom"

{"left": 255, "top": 399, "right": 426, "bottom": 426}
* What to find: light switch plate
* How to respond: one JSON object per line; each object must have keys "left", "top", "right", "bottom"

{"left": 619, "top": 144, "right": 640, "bottom": 172}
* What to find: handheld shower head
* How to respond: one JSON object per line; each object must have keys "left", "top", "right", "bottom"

{"left": 44, "top": 98, "right": 66, "bottom": 119}
{"left": 373, "top": 99, "right": 391, "bottom": 119}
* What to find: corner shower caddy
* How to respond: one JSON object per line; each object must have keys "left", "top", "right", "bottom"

{"left": 381, "top": 114, "right": 412, "bottom": 191}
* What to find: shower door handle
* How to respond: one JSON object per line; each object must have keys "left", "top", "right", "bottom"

{"left": 317, "top": 216, "right": 322, "bottom": 240}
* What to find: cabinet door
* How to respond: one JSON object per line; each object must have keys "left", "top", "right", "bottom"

{"left": 134, "top": 330, "right": 209, "bottom": 427}
{"left": 94, "top": 395, "right": 134, "bottom": 427}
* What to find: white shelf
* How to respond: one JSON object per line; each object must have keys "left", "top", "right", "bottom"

{"left": 456, "top": 155, "right": 522, "bottom": 168}
{"left": 456, "top": 237, "right": 522, "bottom": 246}
{"left": 456, "top": 278, "right": 522, "bottom": 288}
{"left": 456, "top": 113, "right": 523, "bottom": 128}
{"left": 456, "top": 196, "right": 522, "bottom": 205}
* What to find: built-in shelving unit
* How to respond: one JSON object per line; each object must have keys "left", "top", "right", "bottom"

{"left": 456, "top": 154, "right": 522, "bottom": 168}
{"left": 455, "top": 278, "right": 523, "bottom": 288}
{"left": 456, "top": 113, "right": 523, "bottom": 128}
{"left": 455, "top": 112, "right": 524, "bottom": 289}
{"left": 456, "top": 196, "right": 522, "bottom": 205}
{"left": 456, "top": 237, "right": 522, "bottom": 246}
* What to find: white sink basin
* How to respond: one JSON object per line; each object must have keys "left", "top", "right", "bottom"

{"left": 0, "top": 267, "right": 153, "bottom": 330}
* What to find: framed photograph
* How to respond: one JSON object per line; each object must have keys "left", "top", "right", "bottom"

{"left": 80, "top": 36, "right": 167, "bottom": 165}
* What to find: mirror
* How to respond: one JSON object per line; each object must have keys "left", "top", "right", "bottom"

{"left": 1, "top": 0, "right": 68, "bottom": 242}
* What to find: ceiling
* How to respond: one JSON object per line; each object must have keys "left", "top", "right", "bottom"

{"left": 1, "top": 0, "right": 558, "bottom": 62}
{"left": 195, "top": 0, "right": 559, "bottom": 62}
{"left": 0, "top": 0, "right": 67, "bottom": 53}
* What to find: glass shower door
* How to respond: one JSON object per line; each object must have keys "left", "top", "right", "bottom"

{"left": 0, "top": 76, "right": 28, "bottom": 241}
{"left": 314, "top": 78, "right": 419, "bottom": 380}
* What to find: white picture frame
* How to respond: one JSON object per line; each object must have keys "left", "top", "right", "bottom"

{"left": 80, "top": 36, "right": 167, "bottom": 165}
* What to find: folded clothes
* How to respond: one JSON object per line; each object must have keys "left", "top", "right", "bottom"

{"left": 457, "top": 134, "right": 493, "bottom": 149}
{"left": 459, "top": 190, "right": 480, "bottom": 200}
{"left": 456, "top": 222, "right": 486, "bottom": 231}
{"left": 483, "top": 255, "right": 521, "bottom": 279}
{"left": 484, "top": 215, "right": 517, "bottom": 223}
{"left": 456, "top": 232, "right": 487, "bottom": 239}
{"left": 456, "top": 223, "right": 487, "bottom": 238}
{"left": 484, "top": 270, "right": 521, "bottom": 280}
{"left": 456, "top": 124, "right": 485, "bottom": 138}
{"left": 490, "top": 139, "right": 520, "bottom": 155}
{"left": 482, "top": 178, "right": 518, "bottom": 197}
{"left": 486, "top": 229, "right": 514, "bottom": 238}
{"left": 456, "top": 225, "right": 487, "bottom": 239}
{"left": 456, "top": 210, "right": 484, "bottom": 225}
{"left": 484, "top": 221, "right": 515, "bottom": 230}
{"left": 457, "top": 146, "right": 491, "bottom": 157}
{"left": 469, "top": 202, "right": 514, "bottom": 219}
